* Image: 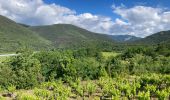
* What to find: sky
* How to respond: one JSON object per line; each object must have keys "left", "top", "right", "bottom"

{"left": 0, "top": 0, "right": 170, "bottom": 37}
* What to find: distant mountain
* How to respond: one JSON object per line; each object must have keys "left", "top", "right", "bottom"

{"left": 0, "top": 15, "right": 51, "bottom": 52}
{"left": 135, "top": 30, "right": 170, "bottom": 44}
{"left": 18, "top": 23, "right": 30, "bottom": 27}
{"left": 29, "top": 24, "right": 114, "bottom": 48}
{"left": 111, "top": 35, "right": 141, "bottom": 42}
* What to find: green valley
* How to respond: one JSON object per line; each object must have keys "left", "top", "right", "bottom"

{"left": 0, "top": 11, "right": 170, "bottom": 100}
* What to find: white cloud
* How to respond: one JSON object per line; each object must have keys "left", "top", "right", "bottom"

{"left": 112, "top": 5, "right": 170, "bottom": 37}
{"left": 0, "top": 0, "right": 170, "bottom": 37}
{"left": 0, "top": 0, "right": 113, "bottom": 34}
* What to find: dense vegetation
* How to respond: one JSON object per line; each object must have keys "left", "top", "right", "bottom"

{"left": 0, "top": 43, "right": 169, "bottom": 99}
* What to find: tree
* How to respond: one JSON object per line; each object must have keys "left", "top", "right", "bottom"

{"left": 8, "top": 50, "right": 43, "bottom": 89}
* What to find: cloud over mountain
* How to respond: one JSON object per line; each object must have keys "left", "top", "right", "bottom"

{"left": 0, "top": 0, "right": 170, "bottom": 37}
{"left": 112, "top": 5, "right": 170, "bottom": 37}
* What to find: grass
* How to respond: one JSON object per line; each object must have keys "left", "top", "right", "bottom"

{"left": 101, "top": 52, "right": 120, "bottom": 60}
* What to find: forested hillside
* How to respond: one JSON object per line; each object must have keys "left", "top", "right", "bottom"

{"left": 0, "top": 15, "right": 52, "bottom": 52}
{"left": 135, "top": 30, "right": 170, "bottom": 44}
{"left": 29, "top": 24, "right": 114, "bottom": 48}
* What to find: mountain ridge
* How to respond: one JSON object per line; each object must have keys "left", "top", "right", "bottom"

{"left": 134, "top": 30, "right": 170, "bottom": 44}
{"left": 0, "top": 15, "right": 52, "bottom": 52}
{"left": 29, "top": 24, "right": 115, "bottom": 48}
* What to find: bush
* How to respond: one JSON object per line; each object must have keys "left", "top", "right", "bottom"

{"left": 0, "top": 64, "right": 14, "bottom": 88}
{"left": 72, "top": 58, "right": 100, "bottom": 80}
{"left": 7, "top": 51, "right": 43, "bottom": 89}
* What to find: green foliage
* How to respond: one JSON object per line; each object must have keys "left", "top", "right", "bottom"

{"left": 72, "top": 58, "right": 100, "bottom": 80}
{"left": 145, "top": 84, "right": 157, "bottom": 93}
{"left": 156, "top": 43, "right": 170, "bottom": 56}
{"left": 53, "top": 81, "right": 72, "bottom": 100}
{"left": 0, "top": 50, "right": 44, "bottom": 89}
{"left": 7, "top": 85, "right": 16, "bottom": 94}
{"left": 156, "top": 89, "right": 169, "bottom": 100}
{"left": 16, "top": 93, "right": 40, "bottom": 100}
{"left": 138, "top": 91, "right": 150, "bottom": 100}
{"left": 0, "top": 96, "right": 5, "bottom": 100}
{"left": 85, "top": 81, "right": 97, "bottom": 96}
{"left": 68, "top": 78, "right": 84, "bottom": 97}
{"left": 0, "top": 64, "right": 14, "bottom": 88}
{"left": 102, "top": 82, "right": 120, "bottom": 98}
{"left": 106, "top": 57, "right": 128, "bottom": 77}
{"left": 0, "top": 46, "right": 170, "bottom": 99}
{"left": 34, "top": 88, "right": 52, "bottom": 99}
{"left": 11, "top": 55, "right": 42, "bottom": 89}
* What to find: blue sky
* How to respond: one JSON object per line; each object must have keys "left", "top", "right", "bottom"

{"left": 44, "top": 0, "right": 170, "bottom": 20}
{"left": 0, "top": 0, "right": 170, "bottom": 37}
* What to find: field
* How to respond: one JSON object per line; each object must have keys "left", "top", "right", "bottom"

{"left": 0, "top": 74, "right": 169, "bottom": 100}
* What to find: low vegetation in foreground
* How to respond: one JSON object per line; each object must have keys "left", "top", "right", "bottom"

{"left": 0, "top": 45, "right": 170, "bottom": 100}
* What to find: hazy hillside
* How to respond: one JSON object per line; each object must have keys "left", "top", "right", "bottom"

{"left": 29, "top": 24, "right": 114, "bottom": 48}
{"left": 0, "top": 15, "right": 51, "bottom": 52}
{"left": 135, "top": 30, "right": 170, "bottom": 44}
{"left": 111, "top": 35, "right": 141, "bottom": 42}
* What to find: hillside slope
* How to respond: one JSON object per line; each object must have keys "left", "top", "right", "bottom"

{"left": 135, "top": 30, "right": 170, "bottom": 44}
{"left": 29, "top": 24, "right": 114, "bottom": 48}
{"left": 0, "top": 15, "right": 51, "bottom": 52}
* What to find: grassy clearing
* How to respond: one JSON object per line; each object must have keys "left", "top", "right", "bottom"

{"left": 101, "top": 52, "right": 120, "bottom": 60}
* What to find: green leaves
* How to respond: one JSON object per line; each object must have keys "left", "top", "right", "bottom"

{"left": 85, "top": 81, "right": 97, "bottom": 96}
{"left": 34, "top": 88, "right": 52, "bottom": 99}
{"left": 138, "top": 91, "right": 150, "bottom": 100}
{"left": 7, "top": 85, "right": 16, "bottom": 94}
{"left": 156, "top": 89, "right": 169, "bottom": 100}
